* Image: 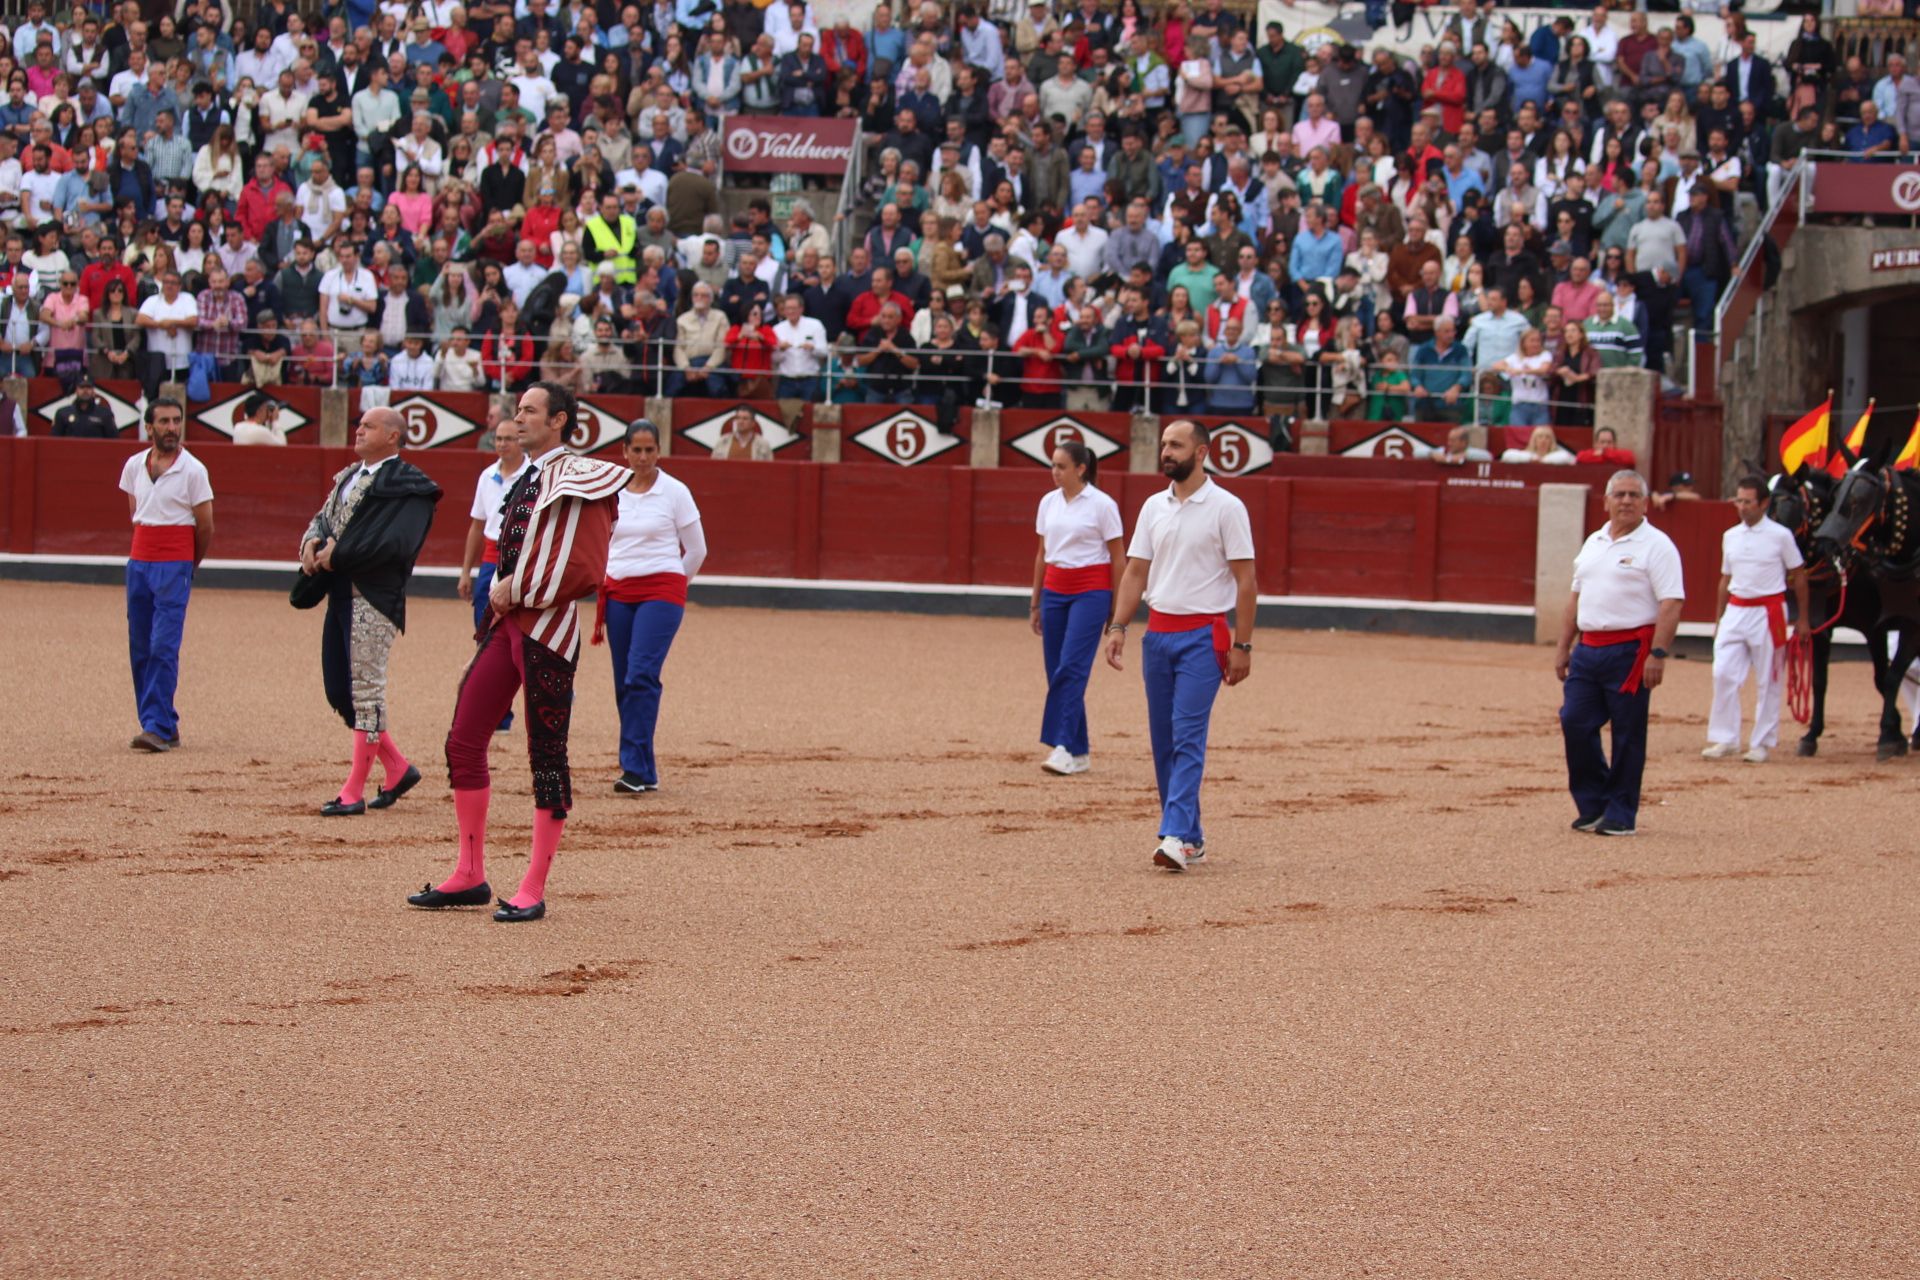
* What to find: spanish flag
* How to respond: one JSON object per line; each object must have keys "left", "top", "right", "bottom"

{"left": 1779, "top": 396, "right": 1830, "bottom": 474}
{"left": 1829, "top": 399, "right": 1875, "bottom": 478}
{"left": 1896, "top": 410, "right": 1920, "bottom": 471}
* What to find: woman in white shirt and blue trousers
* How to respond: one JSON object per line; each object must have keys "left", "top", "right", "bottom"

{"left": 1030, "top": 439, "right": 1125, "bottom": 776}
{"left": 590, "top": 421, "right": 708, "bottom": 794}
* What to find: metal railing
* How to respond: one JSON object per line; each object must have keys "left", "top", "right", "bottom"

{"left": 1704, "top": 155, "right": 1810, "bottom": 401}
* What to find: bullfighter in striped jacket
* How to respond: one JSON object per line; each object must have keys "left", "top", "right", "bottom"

{"left": 408, "top": 381, "right": 630, "bottom": 923}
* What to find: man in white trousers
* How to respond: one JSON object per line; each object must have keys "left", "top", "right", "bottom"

{"left": 1704, "top": 475, "right": 1809, "bottom": 764}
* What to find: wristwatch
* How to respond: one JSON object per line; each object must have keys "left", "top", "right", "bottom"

{"left": 1232, "top": 642, "right": 1253, "bottom": 652}
{"left": 1649, "top": 647, "right": 1669, "bottom": 659}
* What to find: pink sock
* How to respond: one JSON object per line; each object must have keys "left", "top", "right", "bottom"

{"left": 509, "top": 809, "right": 565, "bottom": 908}
{"left": 437, "top": 786, "right": 490, "bottom": 892}
{"left": 376, "top": 731, "right": 410, "bottom": 784}
{"left": 339, "top": 733, "right": 377, "bottom": 804}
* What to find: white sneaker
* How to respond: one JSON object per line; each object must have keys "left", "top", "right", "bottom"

{"left": 1743, "top": 746, "right": 1769, "bottom": 763}
{"left": 1152, "top": 836, "right": 1190, "bottom": 872}
{"left": 1184, "top": 842, "right": 1207, "bottom": 865}
{"left": 1702, "top": 742, "right": 1740, "bottom": 759}
{"left": 1041, "top": 746, "right": 1073, "bottom": 775}
{"left": 1060, "top": 754, "right": 1090, "bottom": 775}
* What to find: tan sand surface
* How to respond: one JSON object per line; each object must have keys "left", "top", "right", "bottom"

{"left": 2, "top": 582, "right": 1916, "bottom": 1278}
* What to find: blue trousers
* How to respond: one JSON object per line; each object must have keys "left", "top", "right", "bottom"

{"left": 126, "top": 559, "right": 193, "bottom": 738}
{"left": 604, "top": 599, "right": 684, "bottom": 784}
{"left": 1680, "top": 267, "right": 1722, "bottom": 327}
{"left": 1039, "top": 588, "right": 1108, "bottom": 756}
{"left": 1560, "top": 640, "right": 1653, "bottom": 827}
{"left": 1142, "top": 627, "right": 1223, "bottom": 845}
{"left": 471, "top": 562, "right": 513, "bottom": 730}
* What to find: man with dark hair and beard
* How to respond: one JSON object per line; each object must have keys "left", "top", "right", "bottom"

{"left": 120, "top": 397, "right": 213, "bottom": 753}
{"left": 297, "top": 406, "right": 442, "bottom": 818}
{"left": 411, "top": 381, "right": 630, "bottom": 923}
{"left": 1101, "top": 420, "right": 1257, "bottom": 873}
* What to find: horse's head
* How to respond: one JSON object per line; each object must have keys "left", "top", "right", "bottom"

{"left": 1814, "top": 461, "right": 1888, "bottom": 566}
{"left": 1767, "top": 470, "right": 1810, "bottom": 536}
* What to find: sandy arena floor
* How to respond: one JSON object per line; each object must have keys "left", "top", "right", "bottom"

{"left": 2, "top": 581, "right": 1916, "bottom": 1278}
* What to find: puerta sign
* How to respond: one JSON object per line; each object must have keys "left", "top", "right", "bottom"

{"left": 722, "top": 117, "right": 859, "bottom": 175}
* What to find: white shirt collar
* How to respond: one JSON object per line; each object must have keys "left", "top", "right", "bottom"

{"left": 1166, "top": 477, "right": 1213, "bottom": 504}
{"left": 531, "top": 444, "right": 569, "bottom": 470}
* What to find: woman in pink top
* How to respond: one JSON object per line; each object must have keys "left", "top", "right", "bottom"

{"left": 389, "top": 164, "right": 435, "bottom": 236}
{"left": 40, "top": 269, "right": 90, "bottom": 386}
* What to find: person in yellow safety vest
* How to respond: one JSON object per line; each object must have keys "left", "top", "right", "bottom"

{"left": 583, "top": 192, "right": 639, "bottom": 285}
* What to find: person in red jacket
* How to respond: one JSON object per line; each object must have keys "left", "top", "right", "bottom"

{"left": 1574, "top": 425, "right": 1637, "bottom": 468}
{"left": 844, "top": 266, "right": 915, "bottom": 338}
{"left": 409, "top": 382, "right": 630, "bottom": 924}
{"left": 724, "top": 302, "right": 775, "bottom": 397}
{"left": 1108, "top": 285, "right": 1168, "bottom": 413}
{"left": 821, "top": 18, "right": 866, "bottom": 81}
{"left": 235, "top": 153, "right": 291, "bottom": 244}
{"left": 1422, "top": 44, "right": 1469, "bottom": 134}
{"left": 1013, "top": 303, "right": 1066, "bottom": 409}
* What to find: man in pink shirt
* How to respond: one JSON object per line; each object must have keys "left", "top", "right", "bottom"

{"left": 1551, "top": 255, "right": 1604, "bottom": 324}
{"left": 1290, "top": 92, "right": 1342, "bottom": 153}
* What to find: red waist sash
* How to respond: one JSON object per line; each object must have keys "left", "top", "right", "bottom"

{"left": 1729, "top": 592, "right": 1788, "bottom": 647}
{"left": 1148, "top": 610, "right": 1231, "bottom": 674}
{"left": 130, "top": 524, "right": 194, "bottom": 562}
{"left": 590, "top": 572, "right": 689, "bottom": 645}
{"left": 1044, "top": 564, "right": 1111, "bottom": 594}
{"left": 1581, "top": 624, "right": 1657, "bottom": 693}
{"left": 481, "top": 537, "right": 499, "bottom": 566}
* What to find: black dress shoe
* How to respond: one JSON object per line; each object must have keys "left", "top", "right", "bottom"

{"left": 613, "top": 771, "right": 657, "bottom": 793}
{"left": 492, "top": 898, "right": 546, "bottom": 923}
{"left": 367, "top": 764, "right": 422, "bottom": 810}
{"left": 321, "top": 798, "right": 367, "bottom": 816}
{"left": 1571, "top": 813, "right": 1605, "bottom": 832}
{"left": 407, "top": 881, "right": 493, "bottom": 908}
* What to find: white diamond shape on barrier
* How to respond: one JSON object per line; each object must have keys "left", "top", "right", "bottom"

{"left": 194, "top": 388, "right": 312, "bottom": 440}
{"left": 389, "top": 395, "right": 484, "bottom": 449}
{"left": 1005, "top": 416, "right": 1124, "bottom": 466}
{"left": 1202, "top": 422, "right": 1275, "bottom": 477}
{"left": 848, "top": 410, "right": 963, "bottom": 465}
{"left": 36, "top": 383, "right": 142, "bottom": 434}
{"left": 568, "top": 400, "right": 633, "bottom": 455}
{"left": 1340, "top": 426, "right": 1431, "bottom": 460}
{"left": 677, "top": 405, "right": 802, "bottom": 454}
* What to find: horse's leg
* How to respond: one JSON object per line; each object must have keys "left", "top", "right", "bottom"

{"left": 1801, "top": 628, "right": 1832, "bottom": 756}
{"left": 1877, "top": 626, "right": 1914, "bottom": 761}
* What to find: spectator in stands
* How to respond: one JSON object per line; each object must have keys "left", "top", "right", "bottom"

{"left": 1204, "top": 316, "right": 1257, "bottom": 415}
{"left": 1409, "top": 314, "right": 1472, "bottom": 423}
{"left": 1845, "top": 100, "right": 1898, "bottom": 162}
{"left": 1425, "top": 424, "right": 1493, "bottom": 465}
{"left": 1676, "top": 183, "right": 1737, "bottom": 325}
{"left": 1500, "top": 424, "right": 1576, "bottom": 465}
{"left": 1575, "top": 425, "right": 1636, "bottom": 469}
{"left": 1584, "top": 290, "right": 1642, "bottom": 369}
{"left": 670, "top": 280, "right": 731, "bottom": 397}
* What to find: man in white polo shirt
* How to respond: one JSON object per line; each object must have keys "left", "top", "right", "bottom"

{"left": 1704, "top": 474, "right": 1808, "bottom": 764}
{"left": 117, "top": 397, "right": 213, "bottom": 753}
{"left": 770, "top": 291, "right": 827, "bottom": 400}
{"left": 320, "top": 240, "right": 378, "bottom": 339}
{"left": 1555, "top": 468, "right": 1684, "bottom": 836}
{"left": 134, "top": 272, "right": 197, "bottom": 403}
{"left": 1103, "top": 420, "right": 1257, "bottom": 872}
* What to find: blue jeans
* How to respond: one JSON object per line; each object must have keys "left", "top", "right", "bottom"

{"left": 127, "top": 558, "right": 193, "bottom": 738}
{"left": 604, "top": 598, "right": 684, "bottom": 784}
{"left": 471, "top": 562, "right": 513, "bottom": 730}
{"left": 1560, "top": 638, "right": 1654, "bottom": 827}
{"left": 665, "top": 355, "right": 733, "bottom": 399}
{"left": 1680, "top": 266, "right": 1722, "bottom": 326}
{"left": 1509, "top": 400, "right": 1551, "bottom": 427}
{"left": 776, "top": 375, "right": 819, "bottom": 400}
{"left": 1179, "top": 112, "right": 1211, "bottom": 145}
{"left": 1039, "top": 588, "right": 1109, "bottom": 757}
{"left": 1142, "top": 626, "right": 1223, "bottom": 845}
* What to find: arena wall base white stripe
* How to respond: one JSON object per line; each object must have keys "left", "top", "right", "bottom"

{"left": 0, "top": 554, "right": 1874, "bottom": 649}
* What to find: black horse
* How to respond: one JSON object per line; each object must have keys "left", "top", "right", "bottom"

{"left": 1810, "top": 459, "right": 1920, "bottom": 759}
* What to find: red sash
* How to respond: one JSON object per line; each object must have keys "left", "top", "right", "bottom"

{"left": 1148, "top": 610, "right": 1231, "bottom": 674}
{"left": 1581, "top": 624, "right": 1657, "bottom": 693}
{"left": 130, "top": 524, "right": 194, "bottom": 562}
{"left": 1044, "top": 564, "right": 1111, "bottom": 594}
{"left": 1729, "top": 592, "right": 1788, "bottom": 647}
{"left": 481, "top": 537, "right": 499, "bottom": 566}
{"left": 590, "top": 572, "right": 689, "bottom": 645}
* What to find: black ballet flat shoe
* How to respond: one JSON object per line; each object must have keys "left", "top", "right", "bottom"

{"left": 367, "top": 764, "right": 422, "bottom": 810}
{"left": 321, "top": 798, "right": 367, "bottom": 817}
{"left": 407, "top": 881, "right": 493, "bottom": 909}
{"left": 492, "top": 898, "right": 546, "bottom": 923}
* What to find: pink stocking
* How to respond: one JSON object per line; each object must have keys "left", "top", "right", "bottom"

{"left": 437, "top": 786, "right": 490, "bottom": 893}
{"left": 509, "top": 809, "right": 565, "bottom": 908}
{"left": 376, "top": 731, "right": 410, "bottom": 785}
{"left": 339, "top": 733, "right": 377, "bottom": 805}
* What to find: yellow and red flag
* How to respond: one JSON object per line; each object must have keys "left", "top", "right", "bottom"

{"left": 1779, "top": 395, "right": 1830, "bottom": 474}
{"left": 1896, "top": 410, "right": 1920, "bottom": 471}
{"left": 1829, "top": 399, "right": 1875, "bottom": 478}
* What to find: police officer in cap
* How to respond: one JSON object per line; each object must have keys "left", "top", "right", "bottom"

{"left": 53, "top": 376, "right": 119, "bottom": 438}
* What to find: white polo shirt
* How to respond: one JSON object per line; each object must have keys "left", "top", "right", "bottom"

{"left": 470, "top": 458, "right": 529, "bottom": 541}
{"left": 1037, "top": 483, "right": 1123, "bottom": 569}
{"left": 1572, "top": 517, "right": 1685, "bottom": 631}
{"left": 771, "top": 316, "right": 828, "bottom": 377}
{"left": 606, "top": 471, "right": 702, "bottom": 578}
{"left": 1127, "top": 479, "right": 1255, "bottom": 616}
{"left": 119, "top": 448, "right": 213, "bottom": 525}
{"left": 320, "top": 264, "right": 376, "bottom": 329}
{"left": 1721, "top": 515, "right": 1802, "bottom": 598}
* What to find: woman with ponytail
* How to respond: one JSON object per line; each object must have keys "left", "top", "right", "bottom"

{"left": 1030, "top": 438, "right": 1125, "bottom": 776}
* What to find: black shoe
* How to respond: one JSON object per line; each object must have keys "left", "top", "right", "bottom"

{"left": 367, "top": 764, "right": 422, "bottom": 810}
{"left": 613, "top": 772, "right": 656, "bottom": 793}
{"left": 1594, "top": 820, "right": 1637, "bottom": 837}
{"left": 161, "top": 735, "right": 180, "bottom": 749}
{"left": 321, "top": 798, "right": 367, "bottom": 816}
{"left": 1571, "top": 813, "right": 1605, "bottom": 832}
{"left": 492, "top": 898, "right": 546, "bottom": 923}
{"left": 407, "top": 880, "right": 492, "bottom": 909}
